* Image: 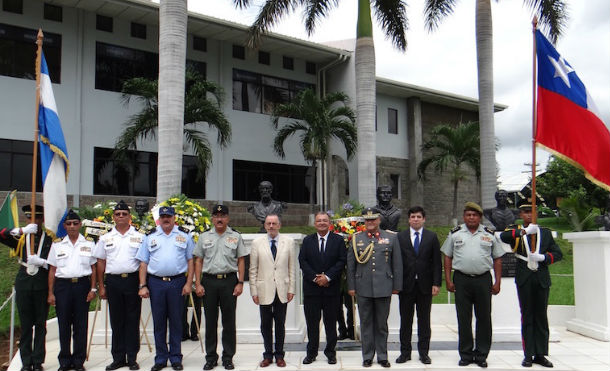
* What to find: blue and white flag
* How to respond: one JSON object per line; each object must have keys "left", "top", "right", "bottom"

{"left": 39, "top": 52, "right": 69, "bottom": 237}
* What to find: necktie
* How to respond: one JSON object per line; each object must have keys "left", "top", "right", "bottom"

{"left": 414, "top": 231, "right": 420, "bottom": 255}
{"left": 271, "top": 240, "right": 277, "bottom": 260}
{"left": 320, "top": 237, "right": 325, "bottom": 255}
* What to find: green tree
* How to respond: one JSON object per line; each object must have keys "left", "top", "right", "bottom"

{"left": 234, "top": 0, "right": 408, "bottom": 207}
{"left": 423, "top": 0, "right": 568, "bottom": 210}
{"left": 537, "top": 156, "right": 609, "bottom": 210}
{"left": 271, "top": 89, "right": 357, "bottom": 207}
{"left": 115, "top": 70, "right": 231, "bottom": 185}
{"left": 417, "top": 121, "right": 481, "bottom": 221}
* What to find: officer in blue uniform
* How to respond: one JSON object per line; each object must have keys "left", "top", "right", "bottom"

{"left": 136, "top": 206, "right": 194, "bottom": 371}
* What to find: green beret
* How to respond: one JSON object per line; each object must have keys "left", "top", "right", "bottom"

{"left": 464, "top": 201, "right": 483, "bottom": 215}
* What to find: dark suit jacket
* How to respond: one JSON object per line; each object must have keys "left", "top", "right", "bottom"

{"left": 397, "top": 228, "right": 442, "bottom": 295}
{"left": 299, "top": 232, "right": 346, "bottom": 296}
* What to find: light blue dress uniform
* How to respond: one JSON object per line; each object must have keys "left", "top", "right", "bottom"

{"left": 135, "top": 225, "right": 194, "bottom": 366}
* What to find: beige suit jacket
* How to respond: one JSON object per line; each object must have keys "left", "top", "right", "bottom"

{"left": 249, "top": 233, "right": 297, "bottom": 305}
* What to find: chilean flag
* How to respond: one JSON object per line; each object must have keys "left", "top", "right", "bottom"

{"left": 39, "top": 52, "right": 69, "bottom": 237}
{"left": 535, "top": 30, "right": 610, "bottom": 190}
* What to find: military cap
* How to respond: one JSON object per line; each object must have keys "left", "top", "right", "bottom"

{"left": 212, "top": 204, "right": 229, "bottom": 215}
{"left": 518, "top": 198, "right": 533, "bottom": 210}
{"left": 65, "top": 209, "right": 81, "bottom": 221}
{"left": 159, "top": 206, "right": 175, "bottom": 216}
{"left": 22, "top": 204, "right": 44, "bottom": 216}
{"left": 464, "top": 201, "right": 483, "bottom": 215}
{"left": 114, "top": 200, "right": 130, "bottom": 211}
{"left": 362, "top": 207, "right": 380, "bottom": 220}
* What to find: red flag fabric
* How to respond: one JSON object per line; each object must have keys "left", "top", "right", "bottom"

{"left": 535, "top": 30, "right": 610, "bottom": 190}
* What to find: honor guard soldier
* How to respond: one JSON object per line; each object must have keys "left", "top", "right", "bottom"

{"left": 194, "top": 205, "right": 249, "bottom": 371}
{"left": 441, "top": 202, "right": 505, "bottom": 368}
{"left": 347, "top": 207, "right": 402, "bottom": 368}
{"left": 93, "top": 200, "right": 144, "bottom": 370}
{"left": 1, "top": 205, "right": 52, "bottom": 371}
{"left": 500, "top": 201, "right": 562, "bottom": 368}
{"left": 136, "top": 206, "right": 194, "bottom": 371}
{"left": 47, "top": 210, "right": 98, "bottom": 371}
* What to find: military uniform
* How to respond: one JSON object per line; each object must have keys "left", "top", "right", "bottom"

{"left": 441, "top": 223, "right": 505, "bottom": 363}
{"left": 347, "top": 229, "right": 402, "bottom": 363}
{"left": 194, "top": 225, "right": 248, "bottom": 365}
{"left": 135, "top": 224, "right": 194, "bottom": 367}
{"left": 93, "top": 225, "right": 144, "bottom": 366}
{"left": 2, "top": 225, "right": 52, "bottom": 370}
{"left": 47, "top": 233, "right": 97, "bottom": 370}
{"left": 500, "top": 224, "right": 562, "bottom": 360}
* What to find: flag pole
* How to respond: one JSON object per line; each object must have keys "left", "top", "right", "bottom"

{"left": 531, "top": 17, "right": 539, "bottom": 227}
{"left": 30, "top": 29, "right": 44, "bottom": 255}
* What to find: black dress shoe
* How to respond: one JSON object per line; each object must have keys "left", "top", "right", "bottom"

{"left": 327, "top": 356, "right": 337, "bottom": 364}
{"left": 362, "top": 359, "right": 373, "bottom": 367}
{"left": 106, "top": 361, "right": 127, "bottom": 371}
{"left": 171, "top": 363, "right": 183, "bottom": 371}
{"left": 74, "top": 366, "right": 85, "bottom": 371}
{"left": 21, "top": 366, "right": 33, "bottom": 371}
{"left": 151, "top": 364, "right": 165, "bottom": 371}
{"left": 338, "top": 332, "right": 349, "bottom": 340}
{"left": 190, "top": 334, "right": 199, "bottom": 341}
{"left": 522, "top": 357, "right": 533, "bottom": 367}
{"left": 181, "top": 334, "right": 189, "bottom": 342}
{"left": 420, "top": 355, "right": 432, "bottom": 364}
{"left": 128, "top": 362, "right": 140, "bottom": 370}
{"left": 302, "top": 356, "right": 315, "bottom": 365}
{"left": 476, "top": 360, "right": 488, "bottom": 368}
{"left": 222, "top": 360, "right": 234, "bottom": 370}
{"left": 396, "top": 354, "right": 410, "bottom": 363}
{"left": 33, "top": 365, "right": 43, "bottom": 371}
{"left": 57, "top": 366, "right": 70, "bottom": 371}
{"left": 533, "top": 356, "right": 553, "bottom": 368}
{"left": 459, "top": 359, "right": 473, "bottom": 366}
{"left": 202, "top": 361, "right": 217, "bottom": 370}
{"left": 378, "top": 360, "right": 391, "bottom": 368}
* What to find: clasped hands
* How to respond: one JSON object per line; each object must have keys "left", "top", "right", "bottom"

{"left": 314, "top": 273, "right": 329, "bottom": 287}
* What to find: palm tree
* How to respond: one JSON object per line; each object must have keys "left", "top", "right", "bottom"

{"left": 157, "top": 0, "right": 188, "bottom": 202}
{"left": 423, "top": 0, "right": 568, "bottom": 209}
{"left": 233, "top": 0, "right": 408, "bottom": 207}
{"left": 271, "top": 89, "right": 357, "bottom": 208}
{"left": 417, "top": 121, "right": 481, "bottom": 223}
{"left": 115, "top": 70, "right": 231, "bottom": 191}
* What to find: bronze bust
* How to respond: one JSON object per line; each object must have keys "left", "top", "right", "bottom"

{"left": 247, "top": 181, "right": 286, "bottom": 231}
{"left": 375, "top": 185, "right": 401, "bottom": 232}
{"left": 483, "top": 189, "right": 516, "bottom": 231}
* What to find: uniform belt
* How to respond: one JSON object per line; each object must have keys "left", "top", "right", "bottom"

{"left": 149, "top": 273, "right": 185, "bottom": 281}
{"left": 56, "top": 276, "right": 90, "bottom": 283}
{"left": 455, "top": 270, "right": 489, "bottom": 278}
{"left": 202, "top": 273, "right": 234, "bottom": 279}
{"left": 107, "top": 272, "right": 138, "bottom": 278}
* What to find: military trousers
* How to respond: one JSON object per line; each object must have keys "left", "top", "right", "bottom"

{"left": 453, "top": 271, "right": 492, "bottom": 362}
{"left": 201, "top": 274, "right": 238, "bottom": 363}
{"left": 54, "top": 276, "right": 90, "bottom": 368}
{"left": 398, "top": 286, "right": 433, "bottom": 357}
{"left": 105, "top": 272, "right": 141, "bottom": 363}
{"left": 15, "top": 267, "right": 49, "bottom": 367}
{"left": 357, "top": 295, "right": 391, "bottom": 361}
{"left": 517, "top": 274, "right": 550, "bottom": 357}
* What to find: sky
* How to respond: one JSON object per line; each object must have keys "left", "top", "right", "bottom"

{"left": 187, "top": 0, "right": 610, "bottom": 190}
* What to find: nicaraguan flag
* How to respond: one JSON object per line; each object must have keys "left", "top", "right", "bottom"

{"left": 39, "top": 52, "right": 69, "bottom": 237}
{"left": 535, "top": 30, "right": 610, "bottom": 190}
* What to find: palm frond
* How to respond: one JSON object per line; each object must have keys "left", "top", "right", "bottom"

{"left": 423, "top": 0, "right": 457, "bottom": 32}
{"left": 304, "top": 0, "right": 339, "bottom": 35}
{"left": 524, "top": 0, "right": 568, "bottom": 43}
{"left": 247, "top": 0, "right": 302, "bottom": 48}
{"left": 183, "top": 128, "right": 212, "bottom": 180}
{"left": 373, "top": 0, "right": 408, "bottom": 51}
{"left": 273, "top": 121, "right": 309, "bottom": 158}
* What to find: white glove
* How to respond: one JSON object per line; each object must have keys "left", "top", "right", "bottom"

{"left": 27, "top": 254, "right": 47, "bottom": 267}
{"left": 530, "top": 253, "right": 546, "bottom": 262}
{"left": 10, "top": 227, "right": 21, "bottom": 236}
{"left": 22, "top": 224, "right": 38, "bottom": 234}
{"left": 524, "top": 224, "right": 538, "bottom": 235}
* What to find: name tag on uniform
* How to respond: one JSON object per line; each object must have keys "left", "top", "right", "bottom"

{"left": 454, "top": 239, "right": 464, "bottom": 247}
{"left": 203, "top": 239, "right": 213, "bottom": 248}
{"left": 149, "top": 239, "right": 158, "bottom": 250}
{"left": 57, "top": 247, "right": 68, "bottom": 259}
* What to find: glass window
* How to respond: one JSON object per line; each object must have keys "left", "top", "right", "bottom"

{"left": 306, "top": 61, "right": 316, "bottom": 75}
{"left": 93, "top": 147, "right": 204, "bottom": 198}
{"left": 258, "top": 51, "right": 270, "bottom": 65}
{"left": 2, "top": 0, "right": 22, "bottom": 13}
{"left": 232, "top": 44, "right": 245, "bottom": 60}
{"left": 43, "top": 3, "right": 62, "bottom": 22}
{"left": 282, "top": 56, "right": 294, "bottom": 70}
{"left": 0, "top": 139, "right": 42, "bottom": 191}
{"left": 96, "top": 14, "right": 113, "bottom": 32}
{"left": 131, "top": 22, "right": 146, "bottom": 39}
{"left": 388, "top": 108, "right": 398, "bottom": 134}
{"left": 0, "top": 23, "right": 61, "bottom": 83}
{"left": 390, "top": 174, "right": 400, "bottom": 199}
{"left": 193, "top": 36, "right": 206, "bottom": 52}
{"left": 233, "top": 160, "right": 314, "bottom": 204}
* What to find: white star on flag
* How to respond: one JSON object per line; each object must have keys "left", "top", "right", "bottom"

{"left": 548, "top": 55, "right": 574, "bottom": 88}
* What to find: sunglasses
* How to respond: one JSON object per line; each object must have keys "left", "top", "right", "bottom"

{"left": 114, "top": 212, "right": 130, "bottom": 217}
{"left": 65, "top": 221, "right": 80, "bottom": 226}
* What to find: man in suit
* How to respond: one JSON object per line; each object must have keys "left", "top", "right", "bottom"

{"left": 500, "top": 201, "right": 562, "bottom": 368}
{"left": 347, "top": 207, "right": 402, "bottom": 368}
{"left": 249, "top": 214, "right": 297, "bottom": 368}
{"left": 396, "top": 206, "right": 442, "bottom": 365}
{"left": 299, "top": 211, "right": 347, "bottom": 365}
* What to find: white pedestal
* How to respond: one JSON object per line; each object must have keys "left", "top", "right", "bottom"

{"left": 563, "top": 231, "right": 610, "bottom": 341}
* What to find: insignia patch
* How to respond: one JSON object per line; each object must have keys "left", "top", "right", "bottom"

{"left": 150, "top": 239, "right": 157, "bottom": 247}
{"left": 226, "top": 237, "right": 238, "bottom": 244}
{"left": 130, "top": 236, "right": 142, "bottom": 244}
{"left": 481, "top": 236, "right": 492, "bottom": 242}
{"left": 378, "top": 238, "right": 390, "bottom": 244}
{"left": 175, "top": 235, "right": 187, "bottom": 243}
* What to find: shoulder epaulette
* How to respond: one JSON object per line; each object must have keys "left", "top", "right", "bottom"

{"left": 229, "top": 226, "right": 242, "bottom": 234}
{"left": 86, "top": 236, "right": 94, "bottom": 242}
{"left": 146, "top": 227, "right": 157, "bottom": 235}
{"left": 53, "top": 237, "right": 62, "bottom": 243}
{"left": 386, "top": 230, "right": 397, "bottom": 234}
{"left": 484, "top": 227, "right": 495, "bottom": 234}
{"left": 506, "top": 224, "right": 518, "bottom": 230}
{"left": 450, "top": 226, "right": 461, "bottom": 234}
{"left": 178, "top": 226, "right": 189, "bottom": 234}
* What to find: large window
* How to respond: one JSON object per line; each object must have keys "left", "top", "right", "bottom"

{"left": 95, "top": 42, "right": 206, "bottom": 92}
{"left": 388, "top": 108, "right": 398, "bottom": 134}
{"left": 233, "top": 160, "right": 315, "bottom": 204}
{"left": 94, "top": 147, "right": 204, "bottom": 198}
{"left": 0, "top": 139, "right": 42, "bottom": 191}
{"left": 0, "top": 23, "right": 61, "bottom": 82}
{"left": 232, "top": 69, "right": 314, "bottom": 114}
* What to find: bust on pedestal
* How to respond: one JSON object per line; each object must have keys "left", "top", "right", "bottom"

{"left": 375, "top": 185, "right": 401, "bottom": 232}
{"left": 247, "top": 181, "right": 287, "bottom": 232}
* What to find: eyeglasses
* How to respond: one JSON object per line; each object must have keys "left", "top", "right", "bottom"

{"left": 114, "top": 212, "right": 130, "bottom": 217}
{"left": 65, "top": 221, "right": 80, "bottom": 226}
